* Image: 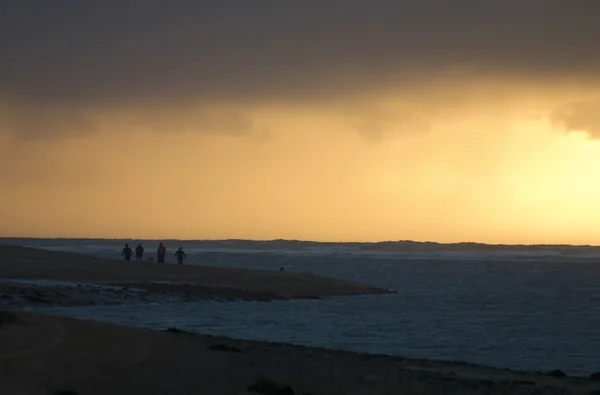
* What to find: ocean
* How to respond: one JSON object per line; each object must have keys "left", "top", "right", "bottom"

{"left": 4, "top": 237, "right": 600, "bottom": 376}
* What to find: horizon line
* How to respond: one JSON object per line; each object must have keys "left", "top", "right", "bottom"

{"left": 1, "top": 236, "right": 599, "bottom": 248}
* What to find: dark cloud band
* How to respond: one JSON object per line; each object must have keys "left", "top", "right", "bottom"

{"left": 2, "top": 0, "right": 600, "bottom": 105}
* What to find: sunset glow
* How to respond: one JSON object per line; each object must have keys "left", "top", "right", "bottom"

{"left": 3, "top": 2, "right": 600, "bottom": 244}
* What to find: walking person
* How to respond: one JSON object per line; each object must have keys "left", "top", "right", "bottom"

{"left": 157, "top": 242, "right": 166, "bottom": 263}
{"left": 174, "top": 247, "right": 186, "bottom": 265}
{"left": 135, "top": 244, "right": 144, "bottom": 261}
{"left": 121, "top": 244, "right": 133, "bottom": 261}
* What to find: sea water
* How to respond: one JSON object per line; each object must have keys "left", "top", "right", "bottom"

{"left": 6, "top": 237, "right": 600, "bottom": 375}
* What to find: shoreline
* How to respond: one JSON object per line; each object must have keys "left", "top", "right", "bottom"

{"left": 3, "top": 244, "right": 599, "bottom": 394}
{"left": 2, "top": 309, "right": 600, "bottom": 395}
{"left": 0, "top": 279, "right": 314, "bottom": 309}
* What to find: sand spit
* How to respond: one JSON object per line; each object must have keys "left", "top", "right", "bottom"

{"left": 0, "top": 244, "right": 391, "bottom": 308}
{"left": 2, "top": 310, "right": 600, "bottom": 395}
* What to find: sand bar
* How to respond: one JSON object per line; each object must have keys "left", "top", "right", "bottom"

{"left": 0, "top": 245, "right": 390, "bottom": 305}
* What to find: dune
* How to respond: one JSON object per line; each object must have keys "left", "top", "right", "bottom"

{"left": 0, "top": 244, "right": 389, "bottom": 300}
{"left": 1, "top": 310, "right": 599, "bottom": 395}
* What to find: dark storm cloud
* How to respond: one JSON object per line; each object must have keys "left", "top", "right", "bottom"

{"left": 2, "top": 0, "right": 600, "bottom": 106}
{"left": 0, "top": 100, "right": 257, "bottom": 140}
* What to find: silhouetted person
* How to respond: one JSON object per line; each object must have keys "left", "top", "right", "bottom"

{"left": 135, "top": 244, "right": 144, "bottom": 261}
{"left": 157, "top": 242, "right": 166, "bottom": 263}
{"left": 174, "top": 247, "right": 186, "bottom": 265}
{"left": 121, "top": 244, "right": 133, "bottom": 261}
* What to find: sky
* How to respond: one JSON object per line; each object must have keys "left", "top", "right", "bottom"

{"left": 3, "top": 1, "right": 600, "bottom": 244}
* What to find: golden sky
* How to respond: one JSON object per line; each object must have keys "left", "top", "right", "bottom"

{"left": 2, "top": 2, "right": 600, "bottom": 244}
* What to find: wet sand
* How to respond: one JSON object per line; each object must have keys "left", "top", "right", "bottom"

{"left": 0, "top": 280, "right": 296, "bottom": 309}
{"left": 2, "top": 310, "right": 600, "bottom": 395}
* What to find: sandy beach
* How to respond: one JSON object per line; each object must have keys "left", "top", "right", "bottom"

{"left": 0, "top": 244, "right": 390, "bottom": 308}
{"left": 2, "top": 245, "right": 600, "bottom": 395}
{"left": 2, "top": 310, "right": 600, "bottom": 395}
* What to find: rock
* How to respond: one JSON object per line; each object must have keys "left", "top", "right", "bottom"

{"left": 209, "top": 343, "right": 242, "bottom": 353}
{"left": 590, "top": 372, "right": 600, "bottom": 380}
{"left": 546, "top": 369, "right": 567, "bottom": 378}
{"left": 247, "top": 378, "right": 295, "bottom": 395}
